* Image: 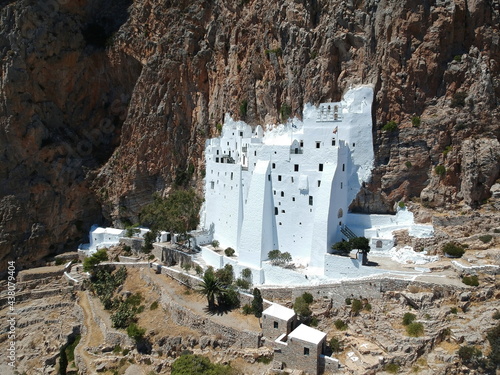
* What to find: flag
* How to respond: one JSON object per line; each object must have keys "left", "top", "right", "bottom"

{"left": 332, "top": 126, "right": 338, "bottom": 134}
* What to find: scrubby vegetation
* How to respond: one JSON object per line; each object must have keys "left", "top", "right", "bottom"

{"left": 171, "top": 353, "right": 234, "bottom": 375}
{"left": 462, "top": 275, "right": 479, "bottom": 286}
{"left": 442, "top": 242, "right": 465, "bottom": 258}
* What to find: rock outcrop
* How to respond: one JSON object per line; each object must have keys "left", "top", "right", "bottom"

{"left": 1, "top": 0, "right": 499, "bottom": 270}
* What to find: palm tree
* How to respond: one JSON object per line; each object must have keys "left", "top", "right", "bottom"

{"left": 197, "top": 271, "right": 222, "bottom": 310}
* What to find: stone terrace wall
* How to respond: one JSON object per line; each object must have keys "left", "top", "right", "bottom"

{"left": 260, "top": 277, "right": 466, "bottom": 307}
{"left": 152, "top": 244, "right": 195, "bottom": 267}
{"left": 140, "top": 270, "right": 262, "bottom": 349}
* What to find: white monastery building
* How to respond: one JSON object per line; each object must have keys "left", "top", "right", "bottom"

{"left": 202, "top": 86, "right": 376, "bottom": 271}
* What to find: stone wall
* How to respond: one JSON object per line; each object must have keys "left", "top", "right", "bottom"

{"left": 119, "top": 237, "right": 144, "bottom": 252}
{"left": 152, "top": 244, "right": 195, "bottom": 267}
{"left": 140, "top": 270, "right": 262, "bottom": 349}
{"left": 17, "top": 266, "right": 66, "bottom": 282}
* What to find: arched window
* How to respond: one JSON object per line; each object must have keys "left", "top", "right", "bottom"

{"left": 376, "top": 240, "right": 383, "bottom": 248}
{"left": 337, "top": 208, "right": 343, "bottom": 218}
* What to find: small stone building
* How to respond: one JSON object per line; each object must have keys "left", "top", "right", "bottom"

{"left": 262, "top": 304, "right": 338, "bottom": 375}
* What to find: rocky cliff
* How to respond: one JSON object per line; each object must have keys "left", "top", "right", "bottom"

{"left": 1, "top": 0, "right": 499, "bottom": 270}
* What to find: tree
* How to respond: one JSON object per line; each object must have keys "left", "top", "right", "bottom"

{"left": 294, "top": 296, "right": 312, "bottom": 320}
{"left": 267, "top": 250, "right": 281, "bottom": 265}
{"left": 142, "top": 230, "right": 158, "bottom": 253}
{"left": 215, "top": 264, "right": 234, "bottom": 286}
{"left": 252, "top": 288, "right": 264, "bottom": 322}
{"left": 329, "top": 337, "right": 343, "bottom": 353}
{"left": 140, "top": 189, "right": 203, "bottom": 240}
{"left": 350, "top": 237, "right": 370, "bottom": 253}
{"left": 83, "top": 248, "right": 108, "bottom": 272}
{"left": 197, "top": 271, "right": 223, "bottom": 310}
{"left": 331, "top": 241, "right": 351, "bottom": 255}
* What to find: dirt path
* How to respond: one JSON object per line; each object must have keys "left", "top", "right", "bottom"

{"left": 75, "top": 291, "right": 103, "bottom": 374}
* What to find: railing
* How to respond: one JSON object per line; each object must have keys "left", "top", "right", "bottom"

{"left": 341, "top": 225, "right": 357, "bottom": 240}
{"left": 289, "top": 148, "right": 304, "bottom": 154}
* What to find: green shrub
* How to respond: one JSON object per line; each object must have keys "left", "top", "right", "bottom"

{"left": 280, "top": 103, "right": 292, "bottom": 121}
{"left": 242, "top": 304, "right": 253, "bottom": 315}
{"left": 215, "top": 123, "right": 222, "bottom": 133}
{"left": 224, "top": 247, "right": 235, "bottom": 257}
{"left": 83, "top": 248, "right": 108, "bottom": 272}
{"left": 442, "top": 242, "right": 465, "bottom": 258}
{"left": 451, "top": 92, "right": 467, "bottom": 108}
{"left": 241, "top": 268, "right": 252, "bottom": 280}
{"left": 211, "top": 240, "right": 220, "bottom": 249}
{"left": 113, "top": 345, "right": 122, "bottom": 354}
{"left": 364, "top": 303, "right": 372, "bottom": 312}
{"left": 182, "top": 263, "right": 191, "bottom": 272}
{"left": 235, "top": 278, "right": 250, "bottom": 290}
{"left": 443, "top": 145, "right": 453, "bottom": 156}
{"left": 265, "top": 47, "right": 282, "bottom": 58}
{"left": 405, "top": 161, "right": 412, "bottom": 168}
{"left": 126, "top": 323, "right": 146, "bottom": 342}
{"left": 334, "top": 319, "right": 348, "bottom": 331}
{"left": 382, "top": 120, "right": 398, "bottom": 132}
{"left": 462, "top": 275, "right": 479, "bottom": 286}
{"left": 487, "top": 323, "right": 500, "bottom": 368}
{"left": 171, "top": 353, "right": 232, "bottom": 375}
{"left": 345, "top": 297, "right": 352, "bottom": 305}
{"left": 256, "top": 355, "right": 273, "bottom": 364}
{"left": 453, "top": 55, "right": 462, "bottom": 62}
{"left": 309, "top": 316, "right": 319, "bottom": 327}
{"left": 479, "top": 234, "right": 493, "bottom": 243}
{"left": 398, "top": 201, "right": 405, "bottom": 208}
{"left": 493, "top": 311, "right": 500, "bottom": 320}
{"left": 435, "top": 165, "right": 446, "bottom": 177}
{"left": 384, "top": 363, "right": 400, "bottom": 374}
{"left": 351, "top": 299, "right": 363, "bottom": 315}
{"left": 195, "top": 265, "right": 203, "bottom": 276}
{"left": 239, "top": 100, "right": 248, "bottom": 118}
{"left": 329, "top": 337, "right": 343, "bottom": 353}
{"left": 403, "top": 312, "right": 417, "bottom": 326}
{"left": 294, "top": 296, "right": 312, "bottom": 319}
{"left": 150, "top": 301, "right": 159, "bottom": 310}
{"left": 406, "top": 322, "right": 424, "bottom": 337}
{"left": 458, "top": 345, "right": 482, "bottom": 364}
{"left": 450, "top": 307, "right": 458, "bottom": 314}
{"left": 122, "top": 348, "right": 130, "bottom": 356}
{"left": 411, "top": 116, "right": 421, "bottom": 127}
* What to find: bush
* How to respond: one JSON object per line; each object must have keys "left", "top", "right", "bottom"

{"left": 329, "top": 337, "right": 343, "bottom": 353}
{"left": 211, "top": 240, "right": 220, "bottom": 249}
{"left": 405, "top": 161, "right": 412, "bottom": 168}
{"left": 256, "top": 355, "right": 273, "bottom": 364}
{"left": 403, "top": 312, "right": 416, "bottom": 326}
{"left": 451, "top": 92, "right": 467, "bottom": 108}
{"left": 309, "top": 316, "right": 319, "bottom": 327}
{"left": 239, "top": 100, "right": 248, "bottom": 118}
{"left": 384, "top": 363, "right": 400, "bottom": 374}
{"left": 442, "top": 242, "right": 465, "bottom": 258}
{"left": 382, "top": 120, "right": 398, "bottom": 132}
{"left": 479, "top": 234, "right": 493, "bottom": 243}
{"left": 294, "top": 296, "right": 312, "bottom": 319}
{"left": 351, "top": 299, "right": 363, "bottom": 315}
{"left": 171, "top": 353, "right": 232, "bottom": 375}
{"left": 450, "top": 307, "right": 458, "bottom": 314}
{"left": 280, "top": 103, "right": 292, "bottom": 121}
{"left": 235, "top": 278, "right": 250, "bottom": 290}
{"left": 195, "top": 265, "right": 203, "bottom": 276}
{"left": 411, "top": 116, "right": 421, "bottom": 127}
{"left": 487, "top": 323, "right": 500, "bottom": 368}
{"left": 435, "top": 165, "right": 446, "bottom": 177}
{"left": 83, "top": 248, "right": 108, "bottom": 272}
{"left": 242, "top": 304, "right": 253, "bottom": 315}
{"left": 345, "top": 297, "right": 352, "bottom": 305}
{"left": 150, "top": 301, "right": 159, "bottom": 310}
{"left": 364, "top": 303, "right": 372, "bottom": 312}
{"left": 126, "top": 323, "right": 146, "bottom": 342}
{"left": 334, "top": 319, "right": 348, "bottom": 331}
{"left": 462, "top": 275, "right": 479, "bottom": 286}
{"left": 241, "top": 268, "right": 252, "bottom": 280}
{"left": 458, "top": 345, "right": 482, "bottom": 365}
{"left": 493, "top": 311, "right": 500, "bottom": 320}
{"left": 406, "top": 322, "right": 424, "bottom": 337}
{"left": 224, "top": 247, "right": 235, "bottom": 257}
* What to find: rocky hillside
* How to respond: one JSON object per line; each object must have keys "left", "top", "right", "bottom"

{"left": 1, "top": 0, "right": 499, "bottom": 270}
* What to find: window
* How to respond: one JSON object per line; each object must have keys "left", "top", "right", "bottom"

{"left": 272, "top": 163, "right": 276, "bottom": 169}
{"left": 316, "top": 141, "right": 321, "bottom": 149}
{"left": 309, "top": 196, "right": 313, "bottom": 206}
{"left": 300, "top": 140, "right": 304, "bottom": 147}
{"left": 352, "top": 142, "right": 356, "bottom": 147}
{"left": 332, "top": 139, "right": 336, "bottom": 146}
{"left": 291, "top": 177, "right": 294, "bottom": 183}
{"left": 319, "top": 163, "right": 323, "bottom": 171}
{"left": 275, "top": 207, "right": 278, "bottom": 215}
{"left": 318, "top": 180, "right": 321, "bottom": 187}
{"left": 274, "top": 321, "right": 279, "bottom": 329}
{"left": 274, "top": 190, "right": 276, "bottom": 195}
{"left": 304, "top": 347, "right": 310, "bottom": 356}
{"left": 268, "top": 175, "right": 270, "bottom": 181}
{"left": 294, "top": 164, "right": 299, "bottom": 172}
{"left": 210, "top": 181, "right": 214, "bottom": 189}
{"left": 216, "top": 157, "right": 219, "bottom": 163}
{"left": 341, "top": 182, "right": 343, "bottom": 189}
{"left": 292, "top": 197, "right": 295, "bottom": 202}
{"left": 278, "top": 175, "right": 282, "bottom": 181}
{"left": 338, "top": 208, "right": 343, "bottom": 218}
{"left": 231, "top": 172, "right": 234, "bottom": 180}
{"left": 376, "top": 240, "right": 383, "bottom": 248}
{"left": 254, "top": 151, "right": 257, "bottom": 156}
{"left": 240, "top": 131, "right": 243, "bottom": 137}
{"left": 217, "top": 150, "right": 219, "bottom": 155}
{"left": 281, "top": 191, "right": 284, "bottom": 197}
{"left": 342, "top": 163, "right": 345, "bottom": 171}
{"left": 281, "top": 209, "right": 285, "bottom": 213}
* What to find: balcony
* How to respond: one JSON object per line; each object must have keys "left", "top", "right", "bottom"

{"left": 290, "top": 147, "right": 304, "bottom": 154}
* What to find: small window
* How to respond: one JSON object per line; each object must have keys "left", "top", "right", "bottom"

{"left": 300, "top": 140, "right": 304, "bottom": 147}
{"left": 254, "top": 151, "right": 257, "bottom": 156}
{"left": 292, "top": 197, "right": 295, "bottom": 202}
{"left": 274, "top": 190, "right": 276, "bottom": 195}
{"left": 210, "top": 181, "right": 215, "bottom": 189}
{"left": 339, "top": 221, "right": 342, "bottom": 226}
{"left": 217, "top": 150, "right": 219, "bottom": 155}
{"left": 294, "top": 164, "right": 299, "bottom": 172}
{"left": 281, "top": 191, "right": 284, "bottom": 197}
{"left": 216, "top": 157, "right": 219, "bottom": 162}
{"left": 319, "top": 163, "right": 323, "bottom": 171}
{"left": 341, "top": 182, "right": 343, "bottom": 189}
{"left": 272, "top": 163, "right": 276, "bottom": 169}
{"left": 304, "top": 347, "right": 310, "bottom": 356}
{"left": 316, "top": 141, "right": 321, "bottom": 149}
{"left": 274, "top": 321, "right": 279, "bottom": 329}
{"left": 342, "top": 164, "right": 345, "bottom": 171}
{"left": 291, "top": 177, "right": 294, "bottom": 183}
{"left": 231, "top": 172, "right": 234, "bottom": 180}
{"left": 332, "top": 139, "right": 336, "bottom": 146}
{"left": 352, "top": 142, "right": 356, "bottom": 147}
{"left": 376, "top": 240, "right": 383, "bottom": 248}
{"left": 275, "top": 207, "right": 278, "bottom": 215}
{"left": 278, "top": 175, "right": 282, "bottom": 181}
{"left": 281, "top": 209, "right": 285, "bottom": 213}
{"left": 309, "top": 196, "right": 313, "bottom": 206}
{"left": 227, "top": 142, "right": 229, "bottom": 146}
{"left": 318, "top": 180, "right": 321, "bottom": 187}
{"left": 240, "top": 131, "right": 243, "bottom": 137}
{"left": 268, "top": 175, "right": 270, "bottom": 181}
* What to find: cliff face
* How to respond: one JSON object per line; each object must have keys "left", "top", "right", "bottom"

{"left": 1, "top": 0, "right": 499, "bottom": 269}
